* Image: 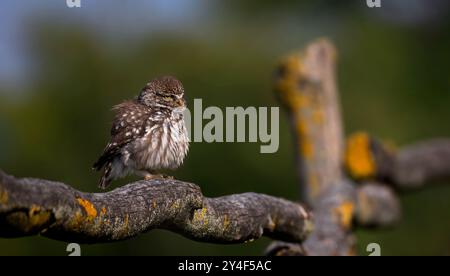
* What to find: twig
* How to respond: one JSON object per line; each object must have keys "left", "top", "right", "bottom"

{"left": 355, "top": 182, "right": 401, "bottom": 227}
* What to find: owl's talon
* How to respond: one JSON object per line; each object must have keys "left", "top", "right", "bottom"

{"left": 144, "top": 174, "right": 157, "bottom": 180}
{"left": 144, "top": 174, "right": 174, "bottom": 180}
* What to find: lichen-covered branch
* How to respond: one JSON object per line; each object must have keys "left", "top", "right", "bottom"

{"left": 345, "top": 132, "right": 450, "bottom": 189}
{"left": 266, "top": 180, "right": 357, "bottom": 256}
{"left": 0, "top": 169, "right": 313, "bottom": 244}
{"left": 274, "top": 38, "right": 344, "bottom": 206}
{"left": 302, "top": 180, "right": 356, "bottom": 255}
{"left": 271, "top": 39, "right": 356, "bottom": 256}
{"left": 269, "top": 39, "right": 449, "bottom": 256}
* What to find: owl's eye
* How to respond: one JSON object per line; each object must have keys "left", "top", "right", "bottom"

{"left": 163, "top": 96, "right": 171, "bottom": 101}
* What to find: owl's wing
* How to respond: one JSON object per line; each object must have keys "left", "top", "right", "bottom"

{"left": 93, "top": 100, "right": 152, "bottom": 171}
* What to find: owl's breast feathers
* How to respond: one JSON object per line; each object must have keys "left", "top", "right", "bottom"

{"left": 93, "top": 100, "right": 189, "bottom": 173}
{"left": 132, "top": 107, "right": 189, "bottom": 171}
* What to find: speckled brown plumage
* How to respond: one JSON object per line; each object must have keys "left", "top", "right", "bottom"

{"left": 93, "top": 76, "right": 189, "bottom": 189}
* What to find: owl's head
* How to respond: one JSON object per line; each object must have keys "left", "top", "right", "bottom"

{"left": 138, "top": 75, "right": 186, "bottom": 111}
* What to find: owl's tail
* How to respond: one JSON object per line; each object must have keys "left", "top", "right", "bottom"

{"left": 98, "top": 162, "right": 113, "bottom": 189}
{"left": 94, "top": 145, "right": 121, "bottom": 189}
{"left": 93, "top": 154, "right": 109, "bottom": 172}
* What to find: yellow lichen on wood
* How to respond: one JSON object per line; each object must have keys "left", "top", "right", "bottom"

{"left": 295, "top": 118, "right": 315, "bottom": 162}
{"left": 100, "top": 207, "right": 107, "bottom": 216}
{"left": 333, "top": 201, "right": 354, "bottom": 229}
{"left": 295, "top": 118, "right": 307, "bottom": 136}
{"left": 275, "top": 51, "right": 321, "bottom": 165}
{"left": 312, "top": 108, "right": 324, "bottom": 124}
{"left": 124, "top": 214, "right": 129, "bottom": 229}
{"left": 223, "top": 215, "right": 230, "bottom": 230}
{"left": 28, "top": 205, "right": 51, "bottom": 229}
{"left": 274, "top": 54, "right": 304, "bottom": 112}
{"left": 171, "top": 200, "right": 180, "bottom": 210}
{"left": 300, "top": 138, "right": 314, "bottom": 159}
{"left": 193, "top": 207, "right": 208, "bottom": 225}
{"left": 0, "top": 188, "right": 8, "bottom": 205}
{"left": 76, "top": 198, "right": 97, "bottom": 221}
{"left": 303, "top": 217, "right": 315, "bottom": 235}
{"left": 68, "top": 211, "right": 84, "bottom": 230}
{"left": 308, "top": 173, "right": 321, "bottom": 199}
{"left": 345, "top": 132, "right": 376, "bottom": 179}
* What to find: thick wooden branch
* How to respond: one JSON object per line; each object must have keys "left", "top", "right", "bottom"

{"left": 0, "top": 169, "right": 313, "bottom": 244}
{"left": 302, "top": 180, "right": 356, "bottom": 255}
{"left": 345, "top": 132, "right": 450, "bottom": 189}
{"left": 268, "top": 39, "right": 449, "bottom": 256}
{"left": 268, "top": 181, "right": 401, "bottom": 255}
{"left": 271, "top": 39, "right": 356, "bottom": 256}
{"left": 267, "top": 181, "right": 357, "bottom": 256}
{"left": 274, "top": 38, "right": 344, "bottom": 206}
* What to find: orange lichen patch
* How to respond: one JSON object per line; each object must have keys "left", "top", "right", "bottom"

{"left": 29, "top": 205, "right": 41, "bottom": 216}
{"left": 274, "top": 54, "right": 305, "bottom": 111}
{"left": 276, "top": 77, "right": 299, "bottom": 97}
{"left": 333, "top": 201, "right": 354, "bottom": 229}
{"left": 345, "top": 132, "right": 376, "bottom": 179}
{"left": 295, "top": 119, "right": 314, "bottom": 160}
{"left": 276, "top": 53, "right": 320, "bottom": 164}
{"left": 300, "top": 139, "right": 314, "bottom": 159}
{"left": 152, "top": 201, "right": 157, "bottom": 208}
{"left": 295, "top": 119, "right": 308, "bottom": 137}
{"left": 293, "top": 94, "right": 310, "bottom": 108}
{"left": 312, "top": 109, "right": 324, "bottom": 124}
{"left": 76, "top": 198, "right": 97, "bottom": 220}
{"left": 277, "top": 91, "right": 310, "bottom": 112}
{"left": 100, "top": 207, "right": 107, "bottom": 216}
{"left": 28, "top": 205, "right": 51, "bottom": 229}
{"left": 0, "top": 188, "right": 8, "bottom": 205}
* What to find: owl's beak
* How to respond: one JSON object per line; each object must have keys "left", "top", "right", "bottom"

{"left": 176, "top": 98, "right": 185, "bottom": 107}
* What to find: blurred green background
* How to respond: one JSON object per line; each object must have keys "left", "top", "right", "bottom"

{"left": 0, "top": 0, "right": 449, "bottom": 255}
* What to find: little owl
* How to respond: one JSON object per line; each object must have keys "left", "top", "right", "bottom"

{"left": 93, "top": 76, "right": 189, "bottom": 189}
